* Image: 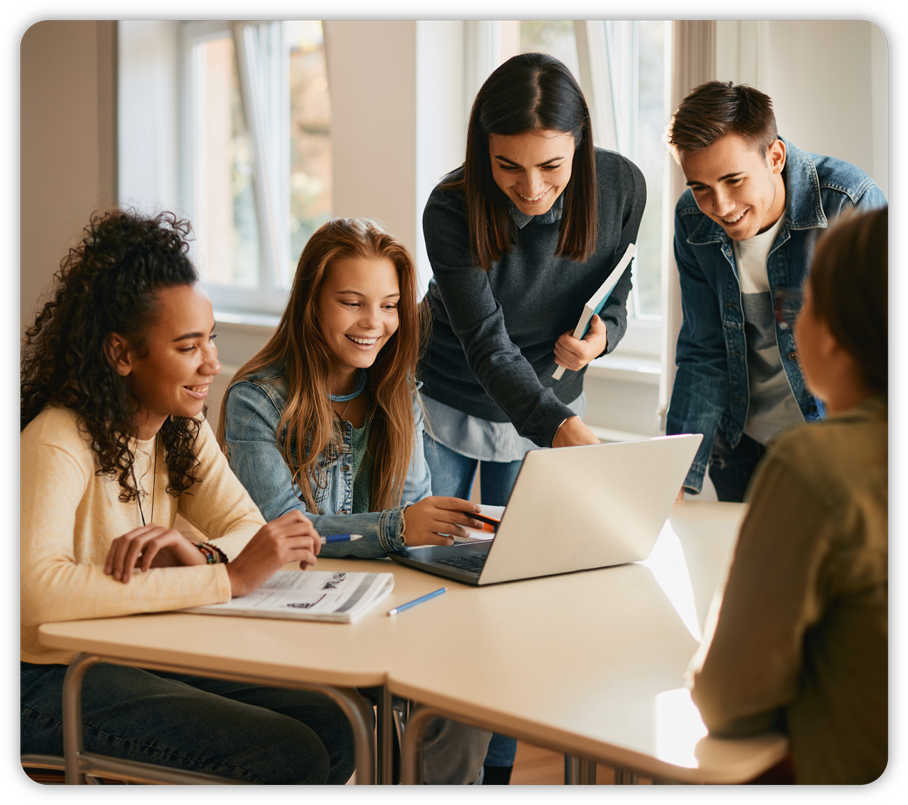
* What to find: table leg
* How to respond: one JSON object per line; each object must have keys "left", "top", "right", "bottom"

{"left": 326, "top": 687, "right": 376, "bottom": 785}
{"left": 564, "top": 755, "right": 597, "bottom": 784}
{"left": 613, "top": 767, "right": 639, "bottom": 784}
{"left": 60, "top": 653, "right": 376, "bottom": 785}
{"left": 399, "top": 705, "right": 431, "bottom": 784}
{"left": 62, "top": 653, "right": 100, "bottom": 785}
{"left": 376, "top": 685, "right": 394, "bottom": 784}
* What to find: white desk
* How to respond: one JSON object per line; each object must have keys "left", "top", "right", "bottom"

{"left": 37, "top": 553, "right": 454, "bottom": 784}
{"left": 390, "top": 501, "right": 789, "bottom": 784}
{"left": 38, "top": 501, "right": 788, "bottom": 785}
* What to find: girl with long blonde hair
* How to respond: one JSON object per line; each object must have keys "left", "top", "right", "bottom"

{"left": 219, "top": 217, "right": 484, "bottom": 555}
{"left": 219, "top": 217, "right": 492, "bottom": 785}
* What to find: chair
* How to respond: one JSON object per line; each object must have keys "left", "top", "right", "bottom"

{"left": 21, "top": 754, "right": 127, "bottom": 785}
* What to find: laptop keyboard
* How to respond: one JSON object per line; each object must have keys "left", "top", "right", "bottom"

{"left": 436, "top": 554, "right": 487, "bottom": 574}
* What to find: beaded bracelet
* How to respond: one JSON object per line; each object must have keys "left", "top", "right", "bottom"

{"left": 195, "top": 542, "right": 217, "bottom": 564}
{"left": 194, "top": 541, "right": 228, "bottom": 564}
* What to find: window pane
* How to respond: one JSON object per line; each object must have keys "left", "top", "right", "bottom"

{"left": 518, "top": 20, "right": 580, "bottom": 80}
{"left": 286, "top": 21, "right": 332, "bottom": 274}
{"left": 196, "top": 35, "right": 259, "bottom": 287}
{"left": 629, "top": 21, "right": 667, "bottom": 319}
{"left": 509, "top": 20, "right": 668, "bottom": 322}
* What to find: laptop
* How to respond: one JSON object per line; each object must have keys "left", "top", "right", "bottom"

{"left": 389, "top": 434, "right": 702, "bottom": 586}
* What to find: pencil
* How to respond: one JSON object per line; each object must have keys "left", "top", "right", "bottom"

{"left": 388, "top": 587, "right": 446, "bottom": 616}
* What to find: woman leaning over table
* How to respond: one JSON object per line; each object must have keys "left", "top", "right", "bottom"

{"left": 687, "top": 206, "right": 888, "bottom": 784}
{"left": 20, "top": 209, "right": 355, "bottom": 784}
{"left": 418, "top": 51, "right": 646, "bottom": 781}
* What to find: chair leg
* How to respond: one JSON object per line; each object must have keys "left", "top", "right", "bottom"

{"left": 22, "top": 755, "right": 128, "bottom": 785}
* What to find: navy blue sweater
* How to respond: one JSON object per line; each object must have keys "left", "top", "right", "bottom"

{"left": 419, "top": 147, "right": 646, "bottom": 447}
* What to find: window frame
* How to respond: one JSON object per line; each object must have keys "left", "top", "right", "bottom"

{"left": 180, "top": 19, "right": 319, "bottom": 317}
{"left": 470, "top": 20, "right": 671, "bottom": 363}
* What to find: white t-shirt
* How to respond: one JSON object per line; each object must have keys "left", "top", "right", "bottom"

{"left": 732, "top": 215, "right": 804, "bottom": 445}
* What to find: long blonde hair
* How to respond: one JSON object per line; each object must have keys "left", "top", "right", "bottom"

{"left": 219, "top": 218, "right": 428, "bottom": 513}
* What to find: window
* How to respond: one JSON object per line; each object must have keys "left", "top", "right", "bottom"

{"left": 598, "top": 21, "right": 667, "bottom": 322}
{"left": 479, "top": 21, "right": 671, "bottom": 360}
{"left": 180, "top": 21, "right": 331, "bottom": 316}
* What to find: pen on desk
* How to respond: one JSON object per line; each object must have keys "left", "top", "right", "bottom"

{"left": 388, "top": 587, "right": 446, "bottom": 616}
{"left": 320, "top": 534, "right": 363, "bottom": 544}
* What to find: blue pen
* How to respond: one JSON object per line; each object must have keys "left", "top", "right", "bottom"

{"left": 320, "top": 534, "right": 363, "bottom": 544}
{"left": 388, "top": 587, "right": 446, "bottom": 616}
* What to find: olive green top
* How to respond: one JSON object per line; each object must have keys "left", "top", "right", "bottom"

{"left": 688, "top": 397, "right": 888, "bottom": 784}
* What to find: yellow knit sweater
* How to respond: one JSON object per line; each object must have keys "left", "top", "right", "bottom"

{"left": 20, "top": 406, "right": 266, "bottom": 665}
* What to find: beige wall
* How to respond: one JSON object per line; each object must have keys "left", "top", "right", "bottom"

{"left": 20, "top": 20, "right": 118, "bottom": 337}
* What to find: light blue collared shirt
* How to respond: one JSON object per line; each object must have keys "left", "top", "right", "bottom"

{"left": 422, "top": 392, "right": 586, "bottom": 463}
{"left": 509, "top": 191, "right": 564, "bottom": 229}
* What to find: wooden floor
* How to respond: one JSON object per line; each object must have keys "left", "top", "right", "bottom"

{"left": 510, "top": 740, "right": 652, "bottom": 785}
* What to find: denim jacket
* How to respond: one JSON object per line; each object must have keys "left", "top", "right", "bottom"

{"left": 667, "top": 139, "right": 887, "bottom": 493}
{"left": 222, "top": 368, "right": 431, "bottom": 558}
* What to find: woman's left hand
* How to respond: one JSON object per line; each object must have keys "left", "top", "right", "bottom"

{"left": 104, "top": 524, "right": 207, "bottom": 583}
{"left": 554, "top": 314, "right": 608, "bottom": 372}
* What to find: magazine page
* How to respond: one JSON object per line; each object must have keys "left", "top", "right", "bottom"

{"left": 184, "top": 570, "right": 394, "bottom": 623}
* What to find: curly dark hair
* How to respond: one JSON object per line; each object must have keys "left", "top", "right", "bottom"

{"left": 21, "top": 209, "right": 205, "bottom": 502}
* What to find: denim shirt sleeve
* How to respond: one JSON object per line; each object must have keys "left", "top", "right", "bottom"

{"left": 225, "top": 381, "right": 432, "bottom": 559}
{"left": 666, "top": 206, "right": 730, "bottom": 494}
{"left": 853, "top": 182, "right": 887, "bottom": 213}
{"left": 222, "top": 380, "right": 409, "bottom": 559}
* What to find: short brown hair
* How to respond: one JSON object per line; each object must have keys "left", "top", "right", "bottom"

{"left": 809, "top": 206, "right": 888, "bottom": 395}
{"left": 665, "top": 81, "right": 779, "bottom": 163}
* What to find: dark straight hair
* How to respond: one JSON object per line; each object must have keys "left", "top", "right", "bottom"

{"left": 443, "top": 52, "right": 598, "bottom": 271}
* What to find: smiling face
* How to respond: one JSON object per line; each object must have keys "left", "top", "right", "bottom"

{"left": 113, "top": 283, "right": 221, "bottom": 440}
{"left": 488, "top": 129, "right": 575, "bottom": 216}
{"left": 317, "top": 255, "right": 400, "bottom": 393}
{"left": 679, "top": 133, "right": 787, "bottom": 241}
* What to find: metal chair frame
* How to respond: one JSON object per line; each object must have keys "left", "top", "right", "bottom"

{"left": 55, "top": 653, "right": 375, "bottom": 785}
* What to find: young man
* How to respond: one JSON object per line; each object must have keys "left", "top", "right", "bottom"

{"left": 664, "top": 81, "right": 886, "bottom": 501}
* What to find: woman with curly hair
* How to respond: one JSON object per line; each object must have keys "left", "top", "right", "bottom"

{"left": 20, "top": 209, "right": 355, "bottom": 784}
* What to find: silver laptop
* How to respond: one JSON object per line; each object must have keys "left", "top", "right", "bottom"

{"left": 389, "top": 434, "right": 702, "bottom": 586}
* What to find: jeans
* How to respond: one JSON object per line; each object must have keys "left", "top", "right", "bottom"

{"left": 708, "top": 429, "right": 768, "bottom": 503}
{"left": 423, "top": 437, "right": 521, "bottom": 769}
{"left": 423, "top": 439, "right": 523, "bottom": 509}
{"left": 21, "top": 661, "right": 356, "bottom": 784}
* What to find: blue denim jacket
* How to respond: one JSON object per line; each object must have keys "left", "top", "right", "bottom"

{"left": 667, "top": 139, "right": 887, "bottom": 493}
{"left": 222, "top": 368, "right": 431, "bottom": 558}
